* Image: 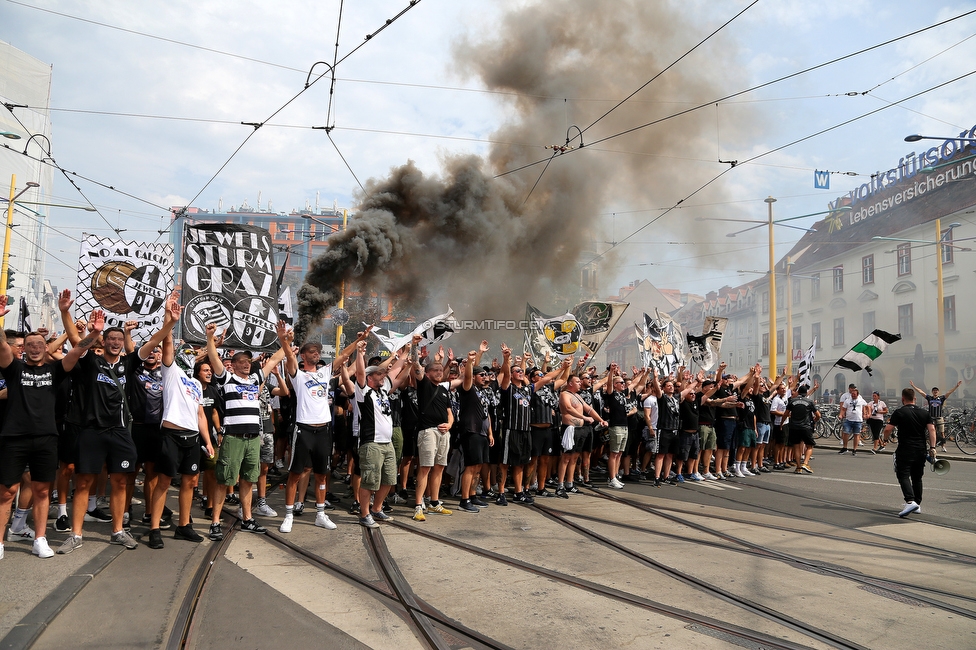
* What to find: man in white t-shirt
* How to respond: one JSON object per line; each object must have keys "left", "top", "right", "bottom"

{"left": 769, "top": 382, "right": 790, "bottom": 470}
{"left": 278, "top": 324, "right": 362, "bottom": 533}
{"left": 146, "top": 296, "right": 215, "bottom": 549}
{"left": 640, "top": 390, "right": 659, "bottom": 480}
{"left": 838, "top": 385, "right": 869, "bottom": 456}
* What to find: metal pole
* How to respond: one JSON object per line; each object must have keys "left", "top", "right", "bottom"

{"left": 785, "top": 256, "right": 793, "bottom": 376}
{"left": 935, "top": 218, "right": 946, "bottom": 390}
{"left": 334, "top": 208, "right": 348, "bottom": 355}
{"left": 0, "top": 175, "right": 16, "bottom": 328}
{"left": 766, "top": 196, "right": 777, "bottom": 375}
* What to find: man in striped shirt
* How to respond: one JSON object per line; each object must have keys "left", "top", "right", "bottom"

{"left": 910, "top": 379, "right": 962, "bottom": 452}
{"left": 205, "top": 322, "right": 285, "bottom": 540}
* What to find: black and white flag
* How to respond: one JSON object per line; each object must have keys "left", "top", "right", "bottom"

{"left": 75, "top": 234, "right": 174, "bottom": 342}
{"left": 371, "top": 308, "right": 457, "bottom": 352}
{"left": 686, "top": 316, "right": 726, "bottom": 371}
{"left": 797, "top": 338, "right": 817, "bottom": 388}
{"left": 180, "top": 223, "right": 280, "bottom": 351}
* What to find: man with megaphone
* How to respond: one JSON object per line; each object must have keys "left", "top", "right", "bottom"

{"left": 883, "top": 387, "right": 938, "bottom": 518}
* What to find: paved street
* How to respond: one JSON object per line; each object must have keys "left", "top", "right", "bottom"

{"left": 2, "top": 444, "right": 974, "bottom": 649}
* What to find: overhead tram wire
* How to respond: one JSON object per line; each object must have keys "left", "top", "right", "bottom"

{"left": 588, "top": 67, "right": 976, "bottom": 265}
{"left": 579, "top": 0, "right": 758, "bottom": 138}
{"left": 494, "top": 7, "right": 976, "bottom": 180}
{"left": 325, "top": 0, "right": 345, "bottom": 129}
{"left": 1, "top": 144, "right": 172, "bottom": 213}
{"left": 324, "top": 130, "right": 369, "bottom": 197}
{"left": 179, "top": 0, "right": 423, "bottom": 219}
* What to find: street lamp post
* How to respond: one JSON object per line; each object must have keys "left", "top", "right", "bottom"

{"left": 1, "top": 175, "right": 39, "bottom": 327}
{"left": 703, "top": 201, "right": 849, "bottom": 376}
{"left": 765, "top": 197, "right": 777, "bottom": 374}
{"left": 303, "top": 210, "right": 347, "bottom": 355}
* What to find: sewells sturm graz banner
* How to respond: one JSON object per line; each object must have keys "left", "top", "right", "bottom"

{"left": 76, "top": 235, "right": 174, "bottom": 342}
{"left": 180, "top": 223, "right": 280, "bottom": 351}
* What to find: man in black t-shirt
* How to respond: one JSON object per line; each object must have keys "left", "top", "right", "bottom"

{"left": 457, "top": 347, "right": 494, "bottom": 513}
{"left": 0, "top": 302, "right": 100, "bottom": 560}
{"left": 784, "top": 386, "right": 820, "bottom": 474}
{"left": 883, "top": 387, "right": 937, "bottom": 517}
{"left": 409, "top": 339, "right": 455, "bottom": 520}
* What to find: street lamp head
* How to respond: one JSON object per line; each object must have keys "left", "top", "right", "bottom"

{"left": 947, "top": 222, "right": 961, "bottom": 229}
{"left": 25, "top": 182, "right": 39, "bottom": 189}
{"left": 905, "top": 134, "right": 924, "bottom": 142}
{"left": 0, "top": 131, "right": 21, "bottom": 140}
{"left": 764, "top": 196, "right": 777, "bottom": 204}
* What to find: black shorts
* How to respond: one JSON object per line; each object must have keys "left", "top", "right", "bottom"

{"left": 333, "top": 416, "right": 351, "bottom": 454}
{"left": 290, "top": 423, "right": 333, "bottom": 475}
{"left": 771, "top": 424, "right": 787, "bottom": 446}
{"left": 400, "top": 426, "right": 418, "bottom": 459}
{"left": 560, "top": 424, "right": 592, "bottom": 455}
{"left": 677, "top": 431, "right": 699, "bottom": 462}
{"left": 132, "top": 422, "right": 162, "bottom": 465}
{"left": 0, "top": 435, "right": 58, "bottom": 485}
{"left": 530, "top": 426, "right": 554, "bottom": 457}
{"left": 58, "top": 421, "right": 80, "bottom": 465}
{"left": 156, "top": 429, "right": 203, "bottom": 477}
{"left": 488, "top": 429, "right": 504, "bottom": 465}
{"left": 659, "top": 429, "right": 680, "bottom": 456}
{"left": 582, "top": 425, "right": 597, "bottom": 452}
{"left": 502, "top": 429, "right": 531, "bottom": 466}
{"left": 626, "top": 423, "right": 643, "bottom": 456}
{"left": 461, "top": 432, "right": 490, "bottom": 466}
{"left": 77, "top": 427, "right": 138, "bottom": 475}
{"left": 788, "top": 426, "right": 815, "bottom": 447}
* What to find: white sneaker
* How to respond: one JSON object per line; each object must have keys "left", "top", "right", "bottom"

{"left": 315, "top": 512, "right": 337, "bottom": 530}
{"left": 898, "top": 501, "right": 920, "bottom": 518}
{"left": 122, "top": 511, "right": 130, "bottom": 526}
{"left": 274, "top": 459, "right": 285, "bottom": 470}
{"left": 691, "top": 473, "right": 704, "bottom": 481}
{"left": 608, "top": 478, "right": 625, "bottom": 489}
{"left": 703, "top": 472, "right": 717, "bottom": 480}
{"left": 734, "top": 467, "right": 747, "bottom": 478}
{"left": 0, "top": 543, "right": 3, "bottom": 559}
{"left": 253, "top": 502, "right": 278, "bottom": 517}
{"left": 32, "top": 537, "right": 54, "bottom": 559}
{"left": 7, "top": 526, "right": 35, "bottom": 542}
{"left": 279, "top": 513, "right": 293, "bottom": 533}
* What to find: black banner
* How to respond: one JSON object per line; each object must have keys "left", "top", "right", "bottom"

{"left": 180, "top": 223, "right": 280, "bottom": 351}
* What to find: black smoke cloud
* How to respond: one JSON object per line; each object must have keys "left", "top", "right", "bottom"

{"left": 295, "top": 0, "right": 755, "bottom": 343}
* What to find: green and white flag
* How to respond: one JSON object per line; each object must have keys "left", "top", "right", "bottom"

{"left": 835, "top": 330, "right": 901, "bottom": 375}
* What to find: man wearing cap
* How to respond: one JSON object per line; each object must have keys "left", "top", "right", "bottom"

{"left": 883, "top": 387, "right": 937, "bottom": 517}
{"left": 340, "top": 339, "right": 411, "bottom": 528}
{"left": 457, "top": 347, "right": 494, "bottom": 513}
{"left": 277, "top": 324, "right": 364, "bottom": 533}
{"left": 205, "top": 323, "right": 285, "bottom": 539}
{"left": 910, "top": 380, "right": 962, "bottom": 453}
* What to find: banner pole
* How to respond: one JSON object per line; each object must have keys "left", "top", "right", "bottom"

{"left": 334, "top": 209, "right": 348, "bottom": 356}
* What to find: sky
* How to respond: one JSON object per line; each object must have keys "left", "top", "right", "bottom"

{"left": 3, "top": 0, "right": 976, "bottom": 304}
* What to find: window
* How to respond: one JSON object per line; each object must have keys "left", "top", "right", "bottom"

{"left": 897, "top": 243, "right": 912, "bottom": 276}
{"left": 863, "top": 311, "right": 875, "bottom": 336}
{"left": 793, "top": 326, "right": 802, "bottom": 352}
{"left": 812, "top": 322, "right": 822, "bottom": 349}
{"left": 761, "top": 291, "right": 769, "bottom": 314}
{"left": 942, "top": 228, "right": 954, "bottom": 265}
{"left": 862, "top": 254, "right": 874, "bottom": 284}
{"left": 792, "top": 279, "right": 801, "bottom": 306}
{"left": 776, "top": 284, "right": 784, "bottom": 306}
{"left": 761, "top": 333, "right": 769, "bottom": 357}
{"left": 832, "top": 266, "right": 844, "bottom": 293}
{"left": 898, "top": 303, "right": 913, "bottom": 337}
{"left": 945, "top": 295, "right": 956, "bottom": 332}
{"left": 811, "top": 273, "right": 821, "bottom": 300}
{"left": 833, "top": 317, "right": 845, "bottom": 346}
{"left": 776, "top": 329, "right": 785, "bottom": 354}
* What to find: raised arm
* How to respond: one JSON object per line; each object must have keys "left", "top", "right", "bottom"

{"left": 123, "top": 320, "right": 138, "bottom": 355}
{"left": 944, "top": 380, "right": 963, "bottom": 399}
{"left": 62, "top": 310, "right": 105, "bottom": 372}
{"left": 354, "top": 339, "right": 367, "bottom": 387}
{"left": 139, "top": 292, "right": 180, "bottom": 361}
{"left": 160, "top": 299, "right": 182, "bottom": 367}
{"left": 0, "top": 296, "right": 14, "bottom": 368}
{"left": 59, "top": 289, "right": 81, "bottom": 346}
{"left": 205, "top": 323, "right": 225, "bottom": 378}
{"left": 277, "top": 320, "right": 298, "bottom": 377}
{"left": 498, "top": 343, "right": 512, "bottom": 390}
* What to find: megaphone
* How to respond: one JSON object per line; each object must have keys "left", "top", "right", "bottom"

{"left": 927, "top": 456, "right": 950, "bottom": 475}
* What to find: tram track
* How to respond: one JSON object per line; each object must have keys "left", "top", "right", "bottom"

{"left": 543, "top": 503, "right": 976, "bottom": 609}
{"left": 387, "top": 519, "right": 851, "bottom": 650}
